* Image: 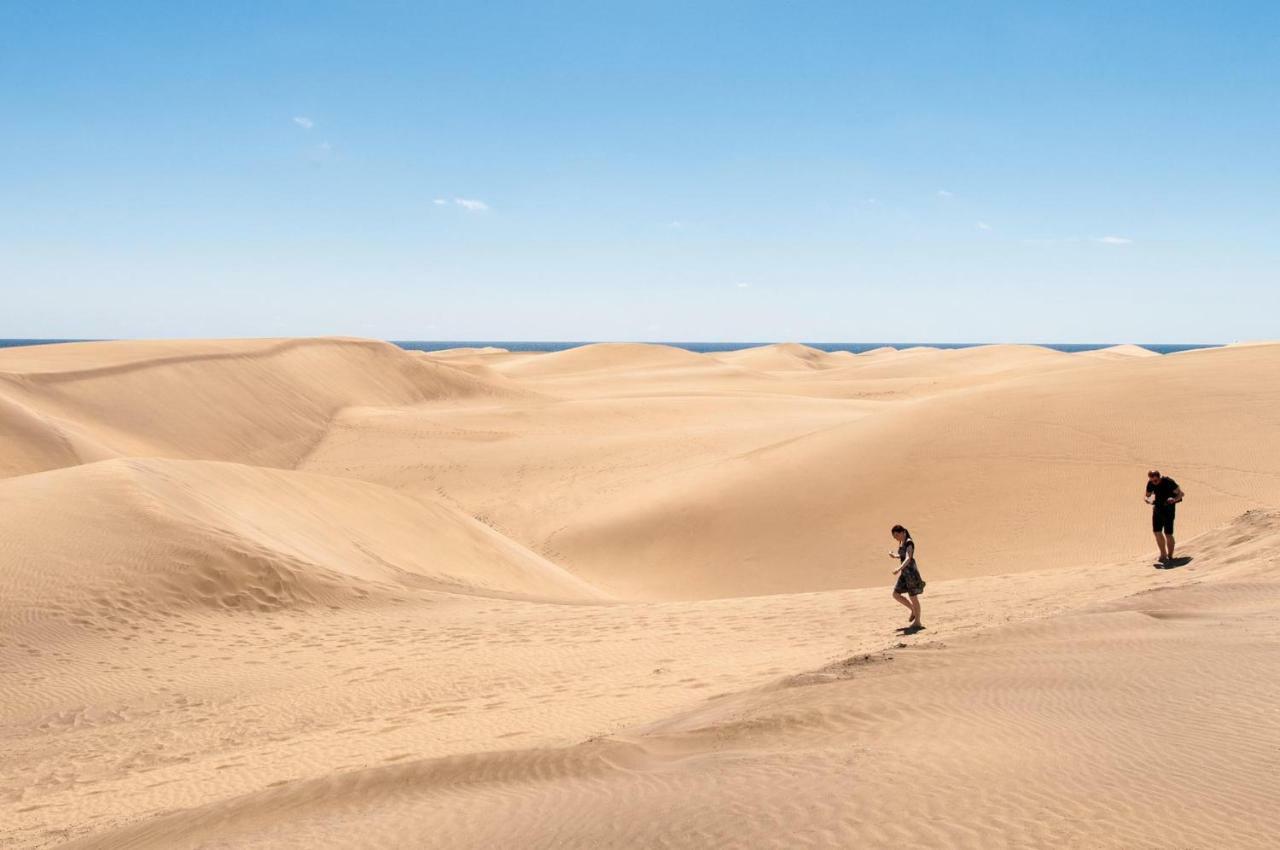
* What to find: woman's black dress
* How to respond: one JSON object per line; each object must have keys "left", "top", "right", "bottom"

{"left": 893, "top": 538, "right": 926, "bottom": 596}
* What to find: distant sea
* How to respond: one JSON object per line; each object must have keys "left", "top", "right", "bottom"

{"left": 0, "top": 339, "right": 1217, "bottom": 355}
{"left": 392, "top": 341, "right": 1215, "bottom": 355}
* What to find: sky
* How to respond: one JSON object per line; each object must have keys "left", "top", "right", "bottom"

{"left": 2, "top": 1, "right": 1278, "bottom": 343}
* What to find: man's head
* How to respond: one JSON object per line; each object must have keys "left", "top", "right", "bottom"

{"left": 1148, "top": 470, "right": 1162, "bottom": 484}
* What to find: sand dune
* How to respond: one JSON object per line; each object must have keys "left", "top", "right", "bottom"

{"left": 485, "top": 343, "right": 765, "bottom": 393}
{"left": 418, "top": 343, "right": 1280, "bottom": 599}
{"left": 1081, "top": 343, "right": 1160, "bottom": 359}
{"left": 490, "top": 342, "right": 715, "bottom": 377}
{"left": 818, "top": 342, "right": 1077, "bottom": 379}
{"left": 49, "top": 511, "right": 1280, "bottom": 849}
{"left": 0, "top": 337, "right": 523, "bottom": 479}
{"left": 4, "top": 336, "right": 1280, "bottom": 848}
{"left": 710, "top": 342, "right": 840, "bottom": 372}
{"left": 0, "top": 458, "right": 599, "bottom": 633}
{"left": 424, "top": 346, "right": 511, "bottom": 358}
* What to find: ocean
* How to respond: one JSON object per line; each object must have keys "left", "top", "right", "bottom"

{"left": 0, "top": 339, "right": 1216, "bottom": 355}
{"left": 394, "top": 341, "right": 1216, "bottom": 355}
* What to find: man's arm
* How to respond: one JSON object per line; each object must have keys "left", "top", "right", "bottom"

{"left": 1170, "top": 486, "right": 1184, "bottom": 504}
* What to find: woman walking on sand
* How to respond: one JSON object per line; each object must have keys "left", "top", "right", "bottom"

{"left": 889, "top": 524, "right": 926, "bottom": 631}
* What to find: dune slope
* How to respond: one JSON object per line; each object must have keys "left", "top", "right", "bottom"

{"left": 0, "top": 457, "right": 599, "bottom": 635}
{"left": 545, "top": 343, "right": 1280, "bottom": 598}
{"left": 53, "top": 511, "right": 1280, "bottom": 850}
{"left": 0, "top": 337, "right": 525, "bottom": 479}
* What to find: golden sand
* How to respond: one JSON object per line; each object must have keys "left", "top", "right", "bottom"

{"left": 3, "top": 338, "right": 1278, "bottom": 848}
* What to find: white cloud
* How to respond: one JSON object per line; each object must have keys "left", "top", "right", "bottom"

{"left": 668, "top": 220, "right": 684, "bottom": 229}
{"left": 937, "top": 189, "right": 953, "bottom": 198}
{"left": 977, "top": 221, "right": 992, "bottom": 231}
{"left": 432, "top": 198, "right": 448, "bottom": 206}
{"left": 1096, "top": 235, "right": 1132, "bottom": 245}
{"left": 454, "top": 197, "right": 489, "bottom": 212}
{"left": 736, "top": 282, "right": 751, "bottom": 288}
{"left": 292, "top": 116, "right": 314, "bottom": 130}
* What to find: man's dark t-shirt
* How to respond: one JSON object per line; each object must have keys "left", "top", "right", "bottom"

{"left": 1147, "top": 477, "right": 1180, "bottom": 511}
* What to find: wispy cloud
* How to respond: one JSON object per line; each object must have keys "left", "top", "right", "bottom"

{"left": 736, "top": 282, "right": 751, "bottom": 289}
{"left": 936, "top": 189, "right": 953, "bottom": 199}
{"left": 308, "top": 141, "right": 333, "bottom": 164}
{"left": 1022, "top": 236, "right": 1082, "bottom": 245}
{"left": 1095, "top": 235, "right": 1132, "bottom": 245}
{"left": 432, "top": 198, "right": 448, "bottom": 206}
{"left": 453, "top": 197, "right": 489, "bottom": 212}
{"left": 976, "top": 221, "right": 992, "bottom": 231}
{"left": 668, "top": 220, "right": 685, "bottom": 229}
{"left": 292, "top": 116, "right": 315, "bottom": 130}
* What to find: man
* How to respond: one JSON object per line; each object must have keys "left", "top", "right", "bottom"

{"left": 1145, "top": 470, "right": 1184, "bottom": 564}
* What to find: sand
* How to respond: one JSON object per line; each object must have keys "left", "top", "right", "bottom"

{"left": 3, "top": 338, "right": 1279, "bottom": 848}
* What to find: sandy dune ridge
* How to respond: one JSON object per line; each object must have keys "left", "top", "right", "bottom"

{"left": 2, "top": 337, "right": 1279, "bottom": 847}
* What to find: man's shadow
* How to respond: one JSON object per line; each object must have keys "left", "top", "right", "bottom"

{"left": 1155, "top": 556, "right": 1193, "bottom": 570}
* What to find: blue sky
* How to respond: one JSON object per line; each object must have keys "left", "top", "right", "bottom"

{"left": 2, "top": 2, "right": 1277, "bottom": 342}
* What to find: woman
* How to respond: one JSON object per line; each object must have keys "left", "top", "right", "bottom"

{"left": 888, "top": 524, "right": 926, "bottom": 630}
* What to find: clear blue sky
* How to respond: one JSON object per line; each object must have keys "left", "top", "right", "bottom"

{"left": 2, "top": 2, "right": 1277, "bottom": 342}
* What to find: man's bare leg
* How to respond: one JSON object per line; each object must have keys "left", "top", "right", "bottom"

{"left": 1154, "top": 532, "right": 1169, "bottom": 562}
{"left": 1164, "top": 533, "right": 1175, "bottom": 560}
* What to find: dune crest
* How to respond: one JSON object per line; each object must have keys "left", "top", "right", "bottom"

{"left": 710, "top": 342, "right": 838, "bottom": 371}
{"left": 491, "top": 342, "right": 726, "bottom": 378}
{"left": 1081, "top": 343, "right": 1159, "bottom": 358}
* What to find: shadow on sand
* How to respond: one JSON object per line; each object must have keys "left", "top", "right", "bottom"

{"left": 1155, "top": 556, "right": 1193, "bottom": 570}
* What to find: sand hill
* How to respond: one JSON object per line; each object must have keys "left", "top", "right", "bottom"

{"left": 0, "top": 338, "right": 529, "bottom": 480}
{"left": 710, "top": 342, "right": 841, "bottom": 371}
{"left": 3, "top": 337, "right": 1279, "bottom": 848}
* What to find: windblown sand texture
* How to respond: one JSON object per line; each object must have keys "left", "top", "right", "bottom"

{"left": 3, "top": 337, "right": 1279, "bottom": 848}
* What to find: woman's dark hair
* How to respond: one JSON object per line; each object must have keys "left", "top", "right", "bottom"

{"left": 891, "top": 524, "right": 911, "bottom": 539}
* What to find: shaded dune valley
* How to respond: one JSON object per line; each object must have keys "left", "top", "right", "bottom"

{"left": 3, "top": 337, "right": 1280, "bottom": 849}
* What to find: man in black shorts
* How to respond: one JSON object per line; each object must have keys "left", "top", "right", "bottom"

{"left": 1145, "top": 470, "right": 1184, "bottom": 564}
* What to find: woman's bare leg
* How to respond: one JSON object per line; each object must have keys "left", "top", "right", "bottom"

{"left": 893, "top": 591, "right": 913, "bottom": 619}
{"left": 909, "top": 595, "right": 922, "bottom": 626}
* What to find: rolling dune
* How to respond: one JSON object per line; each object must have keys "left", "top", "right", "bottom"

{"left": 0, "top": 338, "right": 524, "bottom": 478}
{"left": 710, "top": 342, "right": 842, "bottom": 372}
{"left": 320, "top": 342, "right": 1280, "bottom": 599}
{"left": 3, "top": 337, "right": 1279, "bottom": 848}
{"left": 47, "top": 512, "right": 1280, "bottom": 850}
{"left": 0, "top": 457, "right": 599, "bottom": 637}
